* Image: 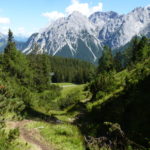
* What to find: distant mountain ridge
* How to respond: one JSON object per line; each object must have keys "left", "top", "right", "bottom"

{"left": 0, "top": 33, "right": 27, "bottom": 52}
{"left": 92, "top": 6, "right": 150, "bottom": 49}
{"left": 0, "top": 33, "right": 7, "bottom": 52}
{"left": 23, "top": 11, "right": 102, "bottom": 63}
{"left": 1, "top": 6, "right": 150, "bottom": 63}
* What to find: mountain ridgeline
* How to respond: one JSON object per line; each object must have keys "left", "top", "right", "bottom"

{"left": 1, "top": 6, "right": 150, "bottom": 64}
{"left": 20, "top": 6, "right": 150, "bottom": 63}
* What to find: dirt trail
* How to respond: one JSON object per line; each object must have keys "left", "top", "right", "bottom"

{"left": 7, "top": 120, "right": 53, "bottom": 150}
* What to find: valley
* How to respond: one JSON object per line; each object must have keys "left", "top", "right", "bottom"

{"left": 0, "top": 2, "right": 150, "bottom": 150}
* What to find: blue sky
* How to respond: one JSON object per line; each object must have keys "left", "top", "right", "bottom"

{"left": 0, "top": 0, "right": 150, "bottom": 37}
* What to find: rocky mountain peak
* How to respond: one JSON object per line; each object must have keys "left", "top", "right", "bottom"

{"left": 22, "top": 5, "right": 150, "bottom": 63}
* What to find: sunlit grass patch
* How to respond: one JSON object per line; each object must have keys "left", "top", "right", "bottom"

{"left": 27, "top": 121, "right": 85, "bottom": 150}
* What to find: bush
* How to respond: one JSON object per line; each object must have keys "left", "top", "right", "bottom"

{"left": 89, "top": 71, "right": 117, "bottom": 100}
{"left": 58, "top": 90, "right": 82, "bottom": 109}
{"left": 8, "top": 128, "right": 20, "bottom": 142}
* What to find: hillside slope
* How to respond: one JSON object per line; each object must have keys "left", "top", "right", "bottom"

{"left": 76, "top": 58, "right": 150, "bottom": 149}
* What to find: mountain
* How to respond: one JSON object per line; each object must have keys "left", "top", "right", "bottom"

{"left": 23, "top": 11, "right": 102, "bottom": 63}
{"left": 14, "top": 35, "right": 28, "bottom": 42}
{"left": 23, "top": 6, "right": 150, "bottom": 63}
{"left": 89, "top": 11, "right": 119, "bottom": 35}
{"left": 0, "top": 33, "right": 7, "bottom": 52}
{"left": 0, "top": 33, "right": 27, "bottom": 52}
{"left": 90, "top": 6, "right": 150, "bottom": 48}
{"left": 16, "top": 41, "right": 27, "bottom": 51}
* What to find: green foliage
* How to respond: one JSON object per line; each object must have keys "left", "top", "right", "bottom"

{"left": 49, "top": 56, "right": 96, "bottom": 84}
{"left": 58, "top": 89, "right": 82, "bottom": 109}
{"left": 1, "top": 30, "right": 33, "bottom": 89}
{"left": 8, "top": 29, "right": 14, "bottom": 43}
{"left": 78, "top": 58, "right": 150, "bottom": 150}
{"left": 0, "top": 30, "right": 61, "bottom": 119}
{"left": 77, "top": 35, "right": 150, "bottom": 150}
{"left": 27, "top": 54, "right": 51, "bottom": 91}
{"left": 98, "top": 46, "right": 114, "bottom": 73}
{"left": 0, "top": 130, "right": 10, "bottom": 150}
{"left": 136, "top": 36, "right": 150, "bottom": 61}
{"left": 8, "top": 128, "right": 20, "bottom": 142}
{"left": 120, "top": 36, "right": 150, "bottom": 67}
{"left": 114, "top": 51, "right": 123, "bottom": 72}
{"left": 89, "top": 71, "right": 117, "bottom": 100}
{"left": 27, "top": 54, "right": 95, "bottom": 89}
{"left": 27, "top": 121, "right": 85, "bottom": 150}
{"left": 0, "top": 128, "right": 27, "bottom": 150}
{"left": 1, "top": 29, "right": 150, "bottom": 150}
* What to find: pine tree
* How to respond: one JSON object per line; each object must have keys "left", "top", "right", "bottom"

{"left": 114, "top": 51, "right": 123, "bottom": 72}
{"left": 4, "top": 29, "right": 16, "bottom": 55}
{"left": 3, "top": 29, "right": 33, "bottom": 87}
{"left": 98, "top": 46, "right": 114, "bottom": 73}
{"left": 136, "top": 36, "right": 150, "bottom": 61}
{"left": 131, "top": 36, "right": 140, "bottom": 63}
{"left": 8, "top": 29, "right": 13, "bottom": 43}
{"left": 28, "top": 54, "right": 51, "bottom": 91}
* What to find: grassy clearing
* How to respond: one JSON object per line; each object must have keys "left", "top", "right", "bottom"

{"left": 48, "top": 83, "right": 90, "bottom": 122}
{"left": 60, "top": 84, "right": 85, "bottom": 97}
{"left": 50, "top": 83, "right": 87, "bottom": 103}
{"left": 53, "top": 83, "right": 77, "bottom": 86}
{"left": 27, "top": 121, "right": 85, "bottom": 150}
{"left": 52, "top": 83, "right": 87, "bottom": 99}
{"left": 31, "top": 83, "right": 88, "bottom": 115}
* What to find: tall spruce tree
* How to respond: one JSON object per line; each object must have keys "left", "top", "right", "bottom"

{"left": 4, "top": 29, "right": 16, "bottom": 55}
{"left": 136, "top": 36, "right": 150, "bottom": 61}
{"left": 114, "top": 51, "right": 123, "bottom": 72}
{"left": 98, "top": 46, "right": 114, "bottom": 73}
{"left": 131, "top": 36, "right": 140, "bottom": 63}
{"left": 3, "top": 29, "right": 33, "bottom": 87}
{"left": 27, "top": 54, "right": 51, "bottom": 91}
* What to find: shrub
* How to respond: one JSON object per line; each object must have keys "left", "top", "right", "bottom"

{"left": 58, "top": 90, "right": 82, "bottom": 109}
{"left": 8, "top": 128, "right": 20, "bottom": 142}
{"left": 89, "top": 71, "right": 117, "bottom": 100}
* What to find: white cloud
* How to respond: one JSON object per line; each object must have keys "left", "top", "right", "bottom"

{"left": 90, "top": 2, "right": 103, "bottom": 15}
{"left": 18, "top": 27, "right": 25, "bottom": 33}
{"left": 0, "top": 17, "right": 10, "bottom": 24}
{"left": 13, "top": 27, "right": 33, "bottom": 37}
{"left": 66, "top": 0, "right": 103, "bottom": 16}
{"left": 42, "top": 11, "right": 65, "bottom": 22}
{"left": 42, "top": 0, "right": 103, "bottom": 22}
{"left": 0, "top": 26, "right": 32, "bottom": 37}
{"left": 0, "top": 26, "right": 9, "bottom": 34}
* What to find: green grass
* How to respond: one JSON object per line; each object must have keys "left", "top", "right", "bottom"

{"left": 49, "top": 83, "right": 89, "bottom": 122}
{"left": 8, "top": 138, "right": 31, "bottom": 150}
{"left": 53, "top": 83, "right": 76, "bottom": 86}
{"left": 52, "top": 83, "right": 87, "bottom": 99}
{"left": 27, "top": 121, "right": 85, "bottom": 150}
{"left": 30, "top": 83, "right": 89, "bottom": 124}
{"left": 50, "top": 83, "right": 87, "bottom": 102}
{"left": 51, "top": 83, "right": 87, "bottom": 110}
{"left": 61, "top": 84, "right": 85, "bottom": 97}
{"left": 24, "top": 83, "right": 88, "bottom": 150}
{"left": 0, "top": 127, "right": 31, "bottom": 150}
